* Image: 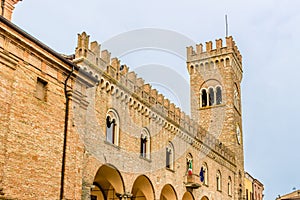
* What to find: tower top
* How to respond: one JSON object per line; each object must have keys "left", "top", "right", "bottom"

{"left": 1, "top": 0, "right": 22, "bottom": 21}
{"left": 186, "top": 36, "right": 242, "bottom": 64}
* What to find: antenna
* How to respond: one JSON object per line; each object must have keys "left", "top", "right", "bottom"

{"left": 225, "top": 14, "right": 229, "bottom": 37}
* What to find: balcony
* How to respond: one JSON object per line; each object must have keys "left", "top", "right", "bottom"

{"left": 184, "top": 174, "right": 201, "bottom": 189}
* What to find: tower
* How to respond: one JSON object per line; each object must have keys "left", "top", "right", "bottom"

{"left": 187, "top": 36, "right": 244, "bottom": 199}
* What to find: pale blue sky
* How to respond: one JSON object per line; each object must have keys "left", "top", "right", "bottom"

{"left": 12, "top": 0, "right": 300, "bottom": 199}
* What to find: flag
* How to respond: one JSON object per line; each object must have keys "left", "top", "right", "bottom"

{"left": 199, "top": 167, "right": 204, "bottom": 182}
{"left": 188, "top": 161, "right": 192, "bottom": 175}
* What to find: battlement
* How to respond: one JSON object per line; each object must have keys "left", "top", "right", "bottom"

{"left": 75, "top": 32, "right": 111, "bottom": 69}
{"left": 73, "top": 32, "right": 236, "bottom": 164}
{"left": 187, "top": 36, "right": 242, "bottom": 64}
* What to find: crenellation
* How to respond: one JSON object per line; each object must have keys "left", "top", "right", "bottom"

{"left": 149, "top": 88, "right": 158, "bottom": 105}
{"left": 187, "top": 36, "right": 242, "bottom": 64}
{"left": 150, "top": 88, "right": 158, "bottom": 97}
{"left": 127, "top": 71, "right": 137, "bottom": 83}
{"left": 163, "top": 98, "right": 170, "bottom": 117}
{"left": 134, "top": 85, "right": 141, "bottom": 97}
{"left": 216, "top": 38, "right": 223, "bottom": 49}
{"left": 196, "top": 43, "right": 203, "bottom": 54}
{"left": 90, "top": 41, "right": 100, "bottom": 58}
{"left": 180, "top": 111, "right": 188, "bottom": 130}
{"left": 110, "top": 57, "right": 120, "bottom": 71}
{"left": 74, "top": 32, "right": 112, "bottom": 78}
{"left": 78, "top": 32, "right": 89, "bottom": 50}
{"left": 137, "top": 78, "right": 145, "bottom": 88}
{"left": 205, "top": 41, "right": 212, "bottom": 52}
{"left": 169, "top": 103, "right": 175, "bottom": 112}
{"left": 157, "top": 93, "right": 164, "bottom": 105}
{"left": 107, "top": 64, "right": 117, "bottom": 80}
{"left": 100, "top": 50, "right": 111, "bottom": 64}
{"left": 75, "top": 32, "right": 89, "bottom": 58}
{"left": 163, "top": 98, "right": 170, "bottom": 109}
{"left": 169, "top": 103, "right": 175, "bottom": 120}
{"left": 119, "top": 64, "right": 129, "bottom": 75}
{"left": 143, "top": 82, "right": 152, "bottom": 94}
{"left": 142, "top": 83, "right": 150, "bottom": 102}
{"left": 186, "top": 46, "right": 194, "bottom": 60}
{"left": 118, "top": 73, "right": 126, "bottom": 86}
{"left": 175, "top": 107, "right": 180, "bottom": 124}
{"left": 225, "top": 36, "right": 233, "bottom": 48}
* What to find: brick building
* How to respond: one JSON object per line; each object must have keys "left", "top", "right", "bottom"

{"left": 0, "top": 1, "right": 259, "bottom": 200}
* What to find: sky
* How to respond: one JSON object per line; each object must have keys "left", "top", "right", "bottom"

{"left": 11, "top": 0, "right": 300, "bottom": 199}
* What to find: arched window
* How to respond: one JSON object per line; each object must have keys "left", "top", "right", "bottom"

{"left": 216, "top": 86, "right": 222, "bottom": 105}
{"left": 166, "top": 142, "right": 174, "bottom": 170}
{"left": 186, "top": 153, "right": 193, "bottom": 175}
{"left": 140, "top": 129, "right": 150, "bottom": 159}
{"left": 209, "top": 87, "right": 215, "bottom": 106}
{"left": 228, "top": 176, "right": 232, "bottom": 196}
{"left": 106, "top": 109, "right": 120, "bottom": 146}
{"left": 201, "top": 89, "right": 208, "bottom": 107}
{"left": 201, "top": 163, "right": 208, "bottom": 186}
{"left": 216, "top": 170, "right": 222, "bottom": 191}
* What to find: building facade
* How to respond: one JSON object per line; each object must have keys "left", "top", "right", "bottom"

{"left": 252, "top": 179, "right": 264, "bottom": 200}
{"left": 244, "top": 172, "right": 254, "bottom": 200}
{"left": 0, "top": 1, "right": 257, "bottom": 200}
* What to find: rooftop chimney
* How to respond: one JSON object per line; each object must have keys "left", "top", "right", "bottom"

{"left": 1, "top": 0, "right": 22, "bottom": 21}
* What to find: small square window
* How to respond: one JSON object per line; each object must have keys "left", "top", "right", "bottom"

{"left": 36, "top": 78, "right": 47, "bottom": 101}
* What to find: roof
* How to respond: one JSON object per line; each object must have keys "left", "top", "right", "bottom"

{"left": 277, "top": 190, "right": 300, "bottom": 200}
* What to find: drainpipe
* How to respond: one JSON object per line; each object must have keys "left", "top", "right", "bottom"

{"left": 60, "top": 66, "right": 74, "bottom": 200}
